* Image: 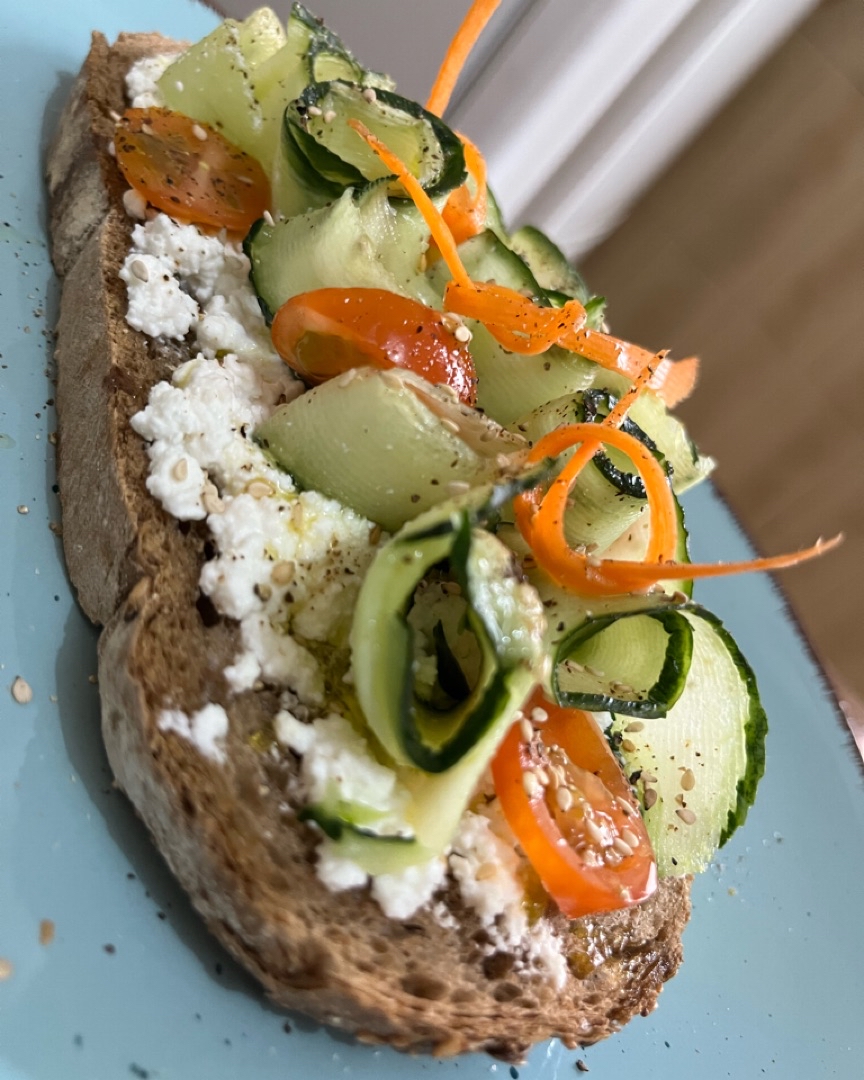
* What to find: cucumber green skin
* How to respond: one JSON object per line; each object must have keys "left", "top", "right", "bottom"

{"left": 608, "top": 603, "right": 768, "bottom": 876}
{"left": 695, "top": 607, "right": 767, "bottom": 847}
{"left": 553, "top": 608, "right": 694, "bottom": 719}
{"left": 284, "top": 81, "right": 466, "bottom": 199}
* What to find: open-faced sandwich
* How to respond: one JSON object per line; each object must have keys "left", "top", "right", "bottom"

{"left": 45, "top": 0, "right": 836, "bottom": 1063}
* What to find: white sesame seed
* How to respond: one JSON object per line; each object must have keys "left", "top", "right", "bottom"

{"left": 474, "top": 862, "right": 497, "bottom": 882}
{"left": 621, "top": 828, "right": 640, "bottom": 848}
{"left": 262, "top": 210, "right": 276, "bottom": 227}
{"left": 454, "top": 325, "right": 472, "bottom": 343}
{"left": 447, "top": 480, "right": 470, "bottom": 496}
{"left": 556, "top": 786, "right": 573, "bottom": 812}
{"left": 11, "top": 676, "right": 33, "bottom": 704}
{"left": 323, "top": 109, "right": 337, "bottom": 124}
{"left": 440, "top": 417, "right": 461, "bottom": 434}
{"left": 362, "top": 87, "right": 377, "bottom": 103}
{"left": 612, "top": 837, "right": 634, "bottom": 857}
{"left": 643, "top": 788, "right": 658, "bottom": 810}
{"left": 624, "top": 721, "right": 645, "bottom": 733}
{"left": 202, "top": 482, "right": 224, "bottom": 515}
{"left": 130, "top": 258, "right": 150, "bottom": 282}
{"left": 16, "top": 505, "right": 29, "bottom": 515}
{"left": 519, "top": 718, "right": 534, "bottom": 743}
{"left": 522, "top": 770, "right": 543, "bottom": 799}
{"left": 676, "top": 807, "right": 697, "bottom": 825}
{"left": 122, "top": 188, "right": 148, "bottom": 220}
{"left": 246, "top": 479, "right": 275, "bottom": 500}
{"left": 307, "top": 104, "right": 323, "bottom": 117}
{"left": 617, "top": 797, "right": 636, "bottom": 816}
{"left": 640, "top": 771, "right": 658, "bottom": 784}
{"left": 441, "top": 312, "right": 462, "bottom": 333}
{"left": 681, "top": 768, "right": 696, "bottom": 791}
{"left": 191, "top": 123, "right": 208, "bottom": 141}
{"left": 171, "top": 458, "right": 189, "bottom": 482}
{"left": 270, "top": 560, "right": 296, "bottom": 586}
{"left": 620, "top": 738, "right": 637, "bottom": 753}
{"left": 107, "top": 140, "right": 116, "bottom": 158}
{"left": 530, "top": 706, "right": 548, "bottom": 724}
{"left": 585, "top": 817, "right": 605, "bottom": 846}
{"left": 534, "top": 766, "right": 550, "bottom": 787}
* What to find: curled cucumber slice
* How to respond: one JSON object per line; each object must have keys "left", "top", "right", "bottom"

{"left": 554, "top": 608, "right": 693, "bottom": 718}
{"left": 609, "top": 604, "right": 768, "bottom": 876}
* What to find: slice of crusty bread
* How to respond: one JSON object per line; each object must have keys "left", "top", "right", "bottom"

{"left": 46, "top": 31, "right": 691, "bottom": 1062}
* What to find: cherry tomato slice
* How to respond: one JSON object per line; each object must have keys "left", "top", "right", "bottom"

{"left": 271, "top": 287, "right": 478, "bottom": 405}
{"left": 115, "top": 108, "right": 270, "bottom": 234}
{"left": 491, "top": 689, "right": 657, "bottom": 918}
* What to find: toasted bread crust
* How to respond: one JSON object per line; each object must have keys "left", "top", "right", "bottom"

{"left": 47, "top": 32, "right": 691, "bottom": 1061}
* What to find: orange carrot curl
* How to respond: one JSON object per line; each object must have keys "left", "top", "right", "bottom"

{"left": 351, "top": 121, "right": 697, "bottom": 408}
{"left": 514, "top": 420, "right": 842, "bottom": 597}
{"left": 442, "top": 133, "right": 488, "bottom": 245}
{"left": 426, "top": 0, "right": 502, "bottom": 117}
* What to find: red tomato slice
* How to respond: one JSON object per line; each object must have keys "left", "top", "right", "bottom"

{"left": 114, "top": 108, "right": 270, "bottom": 234}
{"left": 270, "top": 287, "right": 478, "bottom": 405}
{"left": 491, "top": 690, "right": 657, "bottom": 918}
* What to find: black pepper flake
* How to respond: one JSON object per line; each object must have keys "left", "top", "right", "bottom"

{"left": 73, "top": 1034, "right": 83, "bottom": 1048}
{"left": 129, "top": 1066, "right": 150, "bottom": 1079}
{"left": 510, "top": 1068, "right": 519, "bottom": 1079}
{"left": 215, "top": 962, "right": 223, "bottom": 975}
{"left": 103, "top": 943, "right": 116, "bottom": 955}
{"left": 282, "top": 1021, "right": 292, "bottom": 1034}
{"left": 576, "top": 1061, "right": 589, "bottom": 1073}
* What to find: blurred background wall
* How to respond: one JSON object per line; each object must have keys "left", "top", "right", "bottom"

{"left": 217, "top": 0, "right": 862, "bottom": 722}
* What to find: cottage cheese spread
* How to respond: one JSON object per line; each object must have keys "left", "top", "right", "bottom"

{"left": 122, "top": 60, "right": 566, "bottom": 983}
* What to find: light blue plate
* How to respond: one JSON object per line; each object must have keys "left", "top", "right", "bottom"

{"left": 2, "top": 2, "right": 863, "bottom": 1077}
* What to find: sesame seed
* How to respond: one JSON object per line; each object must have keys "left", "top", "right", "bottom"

{"left": 323, "top": 109, "right": 337, "bottom": 124}
{"left": 441, "top": 312, "right": 462, "bottom": 333}
{"left": 676, "top": 807, "right": 697, "bottom": 825}
{"left": 620, "top": 828, "right": 640, "bottom": 848}
{"left": 474, "top": 862, "right": 497, "bottom": 882}
{"left": 641, "top": 771, "right": 658, "bottom": 784}
{"left": 361, "top": 87, "right": 377, "bottom": 103}
{"left": 191, "top": 123, "right": 208, "bottom": 141}
{"left": 307, "top": 104, "right": 323, "bottom": 117}
{"left": 530, "top": 706, "right": 548, "bottom": 724}
{"left": 534, "top": 766, "right": 550, "bottom": 787}
{"left": 612, "top": 837, "right": 634, "bottom": 857}
{"left": 440, "top": 417, "right": 461, "bottom": 434}
{"left": 16, "top": 505, "right": 29, "bottom": 515}
{"left": 130, "top": 258, "right": 150, "bottom": 282}
{"left": 11, "top": 676, "right": 33, "bottom": 704}
{"left": 447, "top": 480, "right": 470, "bottom": 496}
{"left": 454, "top": 325, "right": 472, "bottom": 343}
{"left": 379, "top": 368, "right": 403, "bottom": 389}
{"left": 643, "top": 788, "right": 658, "bottom": 810}
{"left": 617, "top": 797, "right": 636, "bottom": 816}
{"left": 519, "top": 718, "right": 534, "bottom": 743}
{"left": 585, "top": 818, "right": 604, "bottom": 846}
{"left": 202, "top": 482, "right": 224, "bottom": 515}
{"left": 171, "top": 458, "right": 189, "bottom": 482}
{"left": 336, "top": 367, "right": 359, "bottom": 388}
{"left": 262, "top": 210, "right": 276, "bottom": 227}
{"left": 254, "top": 582, "right": 273, "bottom": 602}
{"left": 107, "top": 140, "right": 116, "bottom": 158}
{"left": 583, "top": 664, "right": 605, "bottom": 679}
{"left": 522, "top": 770, "right": 543, "bottom": 799}
{"left": 620, "top": 738, "right": 637, "bottom": 753}
{"left": 681, "top": 768, "right": 696, "bottom": 791}
{"left": 270, "top": 560, "right": 295, "bottom": 586}
{"left": 624, "top": 721, "right": 645, "bottom": 733}
{"left": 556, "top": 786, "right": 573, "bottom": 812}
{"left": 246, "top": 478, "right": 275, "bottom": 499}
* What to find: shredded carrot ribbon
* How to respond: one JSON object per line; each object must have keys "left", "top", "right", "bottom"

{"left": 351, "top": 119, "right": 696, "bottom": 405}
{"left": 426, "top": 0, "right": 503, "bottom": 117}
{"left": 514, "top": 417, "right": 842, "bottom": 596}
{"left": 442, "top": 133, "right": 488, "bottom": 245}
